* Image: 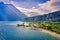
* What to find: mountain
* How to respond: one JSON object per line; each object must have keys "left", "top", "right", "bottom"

{"left": 24, "top": 10, "right": 60, "bottom": 22}
{"left": 0, "top": 2, "right": 27, "bottom": 21}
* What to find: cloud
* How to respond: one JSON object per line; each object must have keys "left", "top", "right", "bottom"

{"left": 16, "top": 7, "right": 48, "bottom": 17}
{"left": 32, "top": 6, "right": 36, "bottom": 9}
{"left": 0, "top": 0, "right": 10, "bottom": 4}
{"left": 9, "top": 0, "right": 49, "bottom": 8}
{"left": 16, "top": 0, "right": 60, "bottom": 17}
{"left": 11, "top": 0, "right": 49, "bottom": 3}
{"left": 0, "top": 0, "right": 60, "bottom": 17}
{"left": 38, "top": 0, "right": 60, "bottom": 12}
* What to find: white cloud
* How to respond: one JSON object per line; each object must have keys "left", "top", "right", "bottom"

{"left": 16, "top": 0, "right": 60, "bottom": 17}
{"left": 16, "top": 7, "right": 47, "bottom": 17}
{"left": 38, "top": 0, "right": 60, "bottom": 12}
{"left": 32, "top": 6, "right": 36, "bottom": 9}
{"left": 1, "top": 0, "right": 60, "bottom": 17}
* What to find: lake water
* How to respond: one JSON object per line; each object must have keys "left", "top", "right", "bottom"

{"left": 0, "top": 22, "right": 60, "bottom": 40}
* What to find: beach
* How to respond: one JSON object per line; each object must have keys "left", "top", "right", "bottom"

{"left": 24, "top": 27, "right": 60, "bottom": 39}
{"left": 38, "top": 28, "right": 60, "bottom": 39}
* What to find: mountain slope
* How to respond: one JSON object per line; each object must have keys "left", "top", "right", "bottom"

{"left": 0, "top": 2, "right": 27, "bottom": 21}
{"left": 24, "top": 11, "right": 60, "bottom": 22}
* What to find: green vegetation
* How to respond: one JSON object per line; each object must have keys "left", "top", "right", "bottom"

{"left": 17, "top": 23, "right": 24, "bottom": 27}
{"left": 29, "top": 21, "right": 60, "bottom": 34}
{"left": 17, "top": 21, "right": 60, "bottom": 34}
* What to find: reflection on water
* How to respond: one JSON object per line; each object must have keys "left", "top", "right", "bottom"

{"left": 0, "top": 22, "right": 60, "bottom": 40}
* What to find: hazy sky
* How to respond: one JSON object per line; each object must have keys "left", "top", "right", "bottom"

{"left": 0, "top": 0, "right": 50, "bottom": 8}
{"left": 0, "top": 0, "right": 60, "bottom": 17}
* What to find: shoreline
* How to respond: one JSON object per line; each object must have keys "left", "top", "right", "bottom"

{"left": 26, "top": 27, "right": 60, "bottom": 39}
{"left": 18, "top": 27, "right": 60, "bottom": 39}
{"left": 38, "top": 28, "right": 60, "bottom": 39}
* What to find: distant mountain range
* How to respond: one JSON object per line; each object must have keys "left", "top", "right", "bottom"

{"left": 0, "top": 2, "right": 27, "bottom": 21}
{"left": 24, "top": 10, "right": 60, "bottom": 22}
{"left": 0, "top": 2, "right": 60, "bottom": 22}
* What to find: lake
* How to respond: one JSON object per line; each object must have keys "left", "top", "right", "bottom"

{"left": 0, "top": 21, "right": 60, "bottom": 40}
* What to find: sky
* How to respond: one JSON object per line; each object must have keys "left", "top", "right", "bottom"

{"left": 0, "top": 0, "right": 60, "bottom": 17}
